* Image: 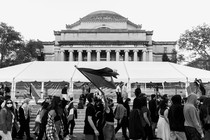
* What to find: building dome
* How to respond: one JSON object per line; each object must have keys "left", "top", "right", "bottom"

{"left": 81, "top": 10, "right": 127, "bottom": 22}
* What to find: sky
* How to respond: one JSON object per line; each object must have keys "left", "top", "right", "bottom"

{"left": 0, "top": 0, "right": 210, "bottom": 42}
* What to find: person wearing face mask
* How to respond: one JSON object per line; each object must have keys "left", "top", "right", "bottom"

{"left": 0, "top": 99, "right": 15, "bottom": 140}
{"left": 184, "top": 93, "right": 204, "bottom": 140}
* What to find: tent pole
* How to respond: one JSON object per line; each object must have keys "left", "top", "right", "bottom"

{"left": 185, "top": 78, "right": 189, "bottom": 97}
{"left": 41, "top": 82, "right": 44, "bottom": 99}
{"left": 144, "top": 83, "right": 147, "bottom": 93}
{"left": 11, "top": 79, "right": 16, "bottom": 100}
{"left": 162, "top": 82, "right": 165, "bottom": 94}
{"left": 68, "top": 78, "right": 74, "bottom": 99}
{"left": 127, "top": 78, "right": 131, "bottom": 99}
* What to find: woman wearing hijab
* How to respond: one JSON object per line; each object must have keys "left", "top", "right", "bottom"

{"left": 0, "top": 99, "right": 15, "bottom": 140}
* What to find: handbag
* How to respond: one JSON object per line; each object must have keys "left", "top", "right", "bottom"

{"left": 67, "top": 108, "right": 74, "bottom": 122}
{"left": 204, "top": 107, "right": 210, "bottom": 124}
{"left": 35, "top": 114, "right": 41, "bottom": 123}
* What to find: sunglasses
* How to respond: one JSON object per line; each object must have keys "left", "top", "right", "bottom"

{"left": 7, "top": 102, "right": 12, "bottom": 104}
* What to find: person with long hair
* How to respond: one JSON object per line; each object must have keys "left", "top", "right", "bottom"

{"left": 168, "top": 95, "right": 187, "bottom": 140}
{"left": 102, "top": 96, "right": 115, "bottom": 140}
{"left": 199, "top": 97, "right": 210, "bottom": 140}
{"left": 140, "top": 96, "right": 153, "bottom": 140}
{"left": 156, "top": 98, "right": 170, "bottom": 140}
{"left": 37, "top": 101, "right": 50, "bottom": 140}
{"left": 0, "top": 99, "right": 15, "bottom": 140}
{"left": 46, "top": 94, "right": 63, "bottom": 140}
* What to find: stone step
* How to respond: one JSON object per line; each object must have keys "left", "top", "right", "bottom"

{"left": 29, "top": 103, "right": 127, "bottom": 133}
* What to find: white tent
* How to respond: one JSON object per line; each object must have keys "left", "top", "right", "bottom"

{"left": 0, "top": 61, "right": 210, "bottom": 83}
{"left": 1, "top": 61, "right": 210, "bottom": 99}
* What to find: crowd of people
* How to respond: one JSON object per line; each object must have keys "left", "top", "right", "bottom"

{"left": 0, "top": 84, "right": 78, "bottom": 140}
{"left": 0, "top": 81, "right": 210, "bottom": 140}
{"left": 82, "top": 83, "right": 210, "bottom": 140}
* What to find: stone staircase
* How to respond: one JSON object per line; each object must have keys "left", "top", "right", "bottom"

{"left": 29, "top": 103, "right": 121, "bottom": 133}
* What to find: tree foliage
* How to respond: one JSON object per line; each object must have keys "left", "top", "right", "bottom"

{"left": 162, "top": 53, "right": 170, "bottom": 62}
{"left": 178, "top": 23, "right": 210, "bottom": 60}
{"left": 171, "top": 49, "right": 178, "bottom": 63}
{"left": 0, "top": 22, "right": 23, "bottom": 67}
{"left": 0, "top": 22, "right": 44, "bottom": 68}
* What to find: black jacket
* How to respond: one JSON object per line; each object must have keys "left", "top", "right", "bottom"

{"left": 168, "top": 104, "right": 185, "bottom": 132}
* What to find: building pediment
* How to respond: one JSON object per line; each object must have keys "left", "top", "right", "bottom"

{"left": 66, "top": 10, "right": 142, "bottom": 30}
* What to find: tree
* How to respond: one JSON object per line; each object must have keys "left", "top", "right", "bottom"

{"left": 171, "top": 49, "right": 178, "bottom": 63}
{"left": 0, "top": 22, "right": 23, "bottom": 68}
{"left": 0, "top": 23, "right": 45, "bottom": 68}
{"left": 25, "top": 40, "right": 44, "bottom": 61}
{"left": 162, "top": 53, "right": 170, "bottom": 62}
{"left": 178, "top": 23, "right": 210, "bottom": 61}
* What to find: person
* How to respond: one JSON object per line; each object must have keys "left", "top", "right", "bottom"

{"left": 129, "top": 86, "right": 144, "bottom": 140}
{"left": 37, "top": 101, "right": 50, "bottom": 140}
{"left": 66, "top": 97, "right": 77, "bottom": 139}
{"left": 200, "top": 97, "right": 210, "bottom": 140}
{"left": 123, "top": 98, "right": 131, "bottom": 138}
{"left": 82, "top": 83, "right": 91, "bottom": 106}
{"left": 0, "top": 99, "right": 15, "bottom": 140}
{"left": 33, "top": 104, "right": 43, "bottom": 136}
{"left": 114, "top": 97, "right": 129, "bottom": 140}
{"left": 122, "top": 83, "right": 128, "bottom": 100}
{"left": 78, "top": 93, "right": 86, "bottom": 109}
{"left": 84, "top": 93, "right": 99, "bottom": 140}
{"left": 168, "top": 95, "right": 187, "bottom": 140}
{"left": 62, "top": 84, "right": 69, "bottom": 101}
{"left": 156, "top": 99, "right": 170, "bottom": 140}
{"left": 184, "top": 93, "right": 204, "bottom": 140}
{"left": 17, "top": 98, "right": 33, "bottom": 140}
{"left": 140, "top": 96, "right": 153, "bottom": 140}
{"left": 12, "top": 102, "right": 19, "bottom": 139}
{"left": 46, "top": 93, "right": 64, "bottom": 140}
{"left": 116, "top": 82, "right": 123, "bottom": 103}
{"left": 95, "top": 97, "right": 104, "bottom": 140}
{"left": 102, "top": 95, "right": 115, "bottom": 140}
{"left": 148, "top": 94, "right": 159, "bottom": 138}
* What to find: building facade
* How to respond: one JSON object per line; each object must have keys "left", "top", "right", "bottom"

{"left": 43, "top": 10, "right": 176, "bottom": 62}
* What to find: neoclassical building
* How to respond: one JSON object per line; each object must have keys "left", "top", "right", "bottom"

{"left": 43, "top": 10, "right": 176, "bottom": 62}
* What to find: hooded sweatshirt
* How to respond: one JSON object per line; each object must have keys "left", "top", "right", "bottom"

{"left": 183, "top": 93, "right": 203, "bottom": 135}
{"left": 168, "top": 95, "right": 185, "bottom": 131}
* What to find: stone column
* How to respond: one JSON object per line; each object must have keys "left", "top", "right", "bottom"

{"left": 106, "top": 50, "right": 111, "bottom": 61}
{"left": 116, "top": 50, "right": 120, "bottom": 61}
{"left": 148, "top": 46, "right": 153, "bottom": 61}
{"left": 54, "top": 51, "right": 58, "bottom": 61}
{"left": 69, "top": 50, "right": 73, "bottom": 61}
{"left": 96, "top": 50, "right": 101, "bottom": 61}
{"left": 60, "top": 50, "right": 64, "bottom": 61}
{"left": 148, "top": 50, "right": 153, "bottom": 61}
{"left": 134, "top": 50, "right": 138, "bottom": 61}
{"left": 78, "top": 50, "right": 82, "bottom": 61}
{"left": 143, "top": 50, "right": 147, "bottom": 61}
{"left": 87, "top": 50, "right": 91, "bottom": 61}
{"left": 125, "top": 50, "right": 129, "bottom": 61}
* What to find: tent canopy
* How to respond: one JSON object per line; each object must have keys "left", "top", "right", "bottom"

{"left": 1, "top": 61, "right": 210, "bottom": 83}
